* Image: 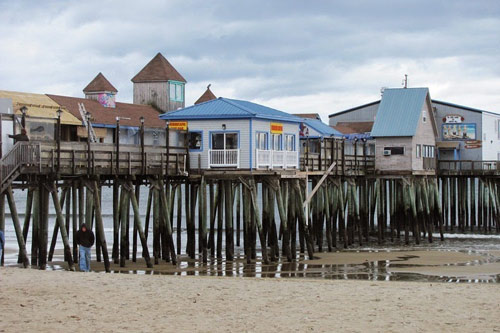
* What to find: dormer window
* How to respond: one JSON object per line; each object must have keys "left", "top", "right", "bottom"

{"left": 169, "top": 81, "right": 184, "bottom": 102}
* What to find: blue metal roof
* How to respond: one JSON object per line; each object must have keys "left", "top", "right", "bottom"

{"left": 371, "top": 88, "right": 429, "bottom": 137}
{"left": 302, "top": 118, "right": 342, "bottom": 137}
{"left": 159, "top": 97, "right": 304, "bottom": 123}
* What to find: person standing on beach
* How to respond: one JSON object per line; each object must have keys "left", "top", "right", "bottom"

{"left": 0, "top": 229, "right": 4, "bottom": 264}
{"left": 75, "top": 224, "right": 94, "bottom": 272}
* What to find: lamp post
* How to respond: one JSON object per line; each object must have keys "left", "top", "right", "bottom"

{"left": 56, "top": 108, "right": 62, "bottom": 173}
{"left": 86, "top": 112, "right": 91, "bottom": 174}
{"left": 116, "top": 117, "right": 120, "bottom": 175}
{"left": 140, "top": 116, "right": 145, "bottom": 174}
{"left": 165, "top": 120, "right": 170, "bottom": 176}
{"left": 20, "top": 106, "right": 28, "bottom": 129}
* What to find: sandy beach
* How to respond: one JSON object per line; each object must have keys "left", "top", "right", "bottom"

{"left": 0, "top": 267, "right": 498, "bottom": 333}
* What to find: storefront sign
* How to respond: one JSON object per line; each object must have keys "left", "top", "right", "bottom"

{"left": 464, "top": 140, "right": 482, "bottom": 149}
{"left": 270, "top": 122, "right": 283, "bottom": 134}
{"left": 443, "top": 114, "right": 464, "bottom": 123}
{"left": 168, "top": 121, "right": 188, "bottom": 130}
{"left": 442, "top": 123, "right": 476, "bottom": 140}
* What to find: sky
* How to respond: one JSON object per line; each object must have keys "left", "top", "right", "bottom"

{"left": 1, "top": 0, "right": 499, "bottom": 121}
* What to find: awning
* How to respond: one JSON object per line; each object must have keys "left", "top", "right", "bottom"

{"left": 436, "top": 141, "right": 460, "bottom": 149}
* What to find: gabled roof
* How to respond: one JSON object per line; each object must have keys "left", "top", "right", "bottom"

{"left": 160, "top": 97, "right": 303, "bottom": 123}
{"left": 194, "top": 85, "right": 216, "bottom": 105}
{"left": 294, "top": 113, "right": 321, "bottom": 120}
{"left": 302, "top": 118, "right": 342, "bottom": 137}
{"left": 47, "top": 94, "right": 165, "bottom": 128}
{"left": 371, "top": 88, "right": 429, "bottom": 137}
{"left": 83, "top": 73, "right": 117, "bottom": 93}
{"left": 131, "top": 53, "right": 186, "bottom": 83}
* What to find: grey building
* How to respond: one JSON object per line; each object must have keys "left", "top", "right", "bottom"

{"left": 329, "top": 91, "right": 500, "bottom": 162}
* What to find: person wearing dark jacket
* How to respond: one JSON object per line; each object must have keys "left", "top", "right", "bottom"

{"left": 0, "top": 230, "right": 4, "bottom": 264}
{"left": 8, "top": 129, "right": 29, "bottom": 143}
{"left": 75, "top": 224, "right": 94, "bottom": 272}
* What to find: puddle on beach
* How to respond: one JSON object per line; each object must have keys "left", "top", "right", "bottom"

{"left": 5, "top": 236, "right": 500, "bottom": 283}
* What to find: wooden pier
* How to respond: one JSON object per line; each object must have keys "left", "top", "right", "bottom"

{"left": 0, "top": 136, "right": 498, "bottom": 272}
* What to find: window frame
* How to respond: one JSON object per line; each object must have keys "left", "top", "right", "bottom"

{"left": 169, "top": 80, "right": 185, "bottom": 102}
{"left": 284, "top": 133, "right": 296, "bottom": 151}
{"left": 209, "top": 131, "right": 240, "bottom": 150}
{"left": 255, "top": 131, "right": 269, "bottom": 150}
{"left": 187, "top": 130, "right": 203, "bottom": 151}
{"left": 271, "top": 133, "right": 282, "bottom": 151}
{"left": 384, "top": 146, "right": 405, "bottom": 155}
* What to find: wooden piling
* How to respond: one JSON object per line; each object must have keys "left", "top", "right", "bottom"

{"left": 6, "top": 186, "right": 29, "bottom": 268}
{"left": 49, "top": 182, "right": 74, "bottom": 270}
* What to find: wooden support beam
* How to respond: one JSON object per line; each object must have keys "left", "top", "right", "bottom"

{"left": 126, "top": 181, "right": 152, "bottom": 268}
{"left": 49, "top": 182, "right": 74, "bottom": 270}
{"left": 6, "top": 186, "right": 29, "bottom": 268}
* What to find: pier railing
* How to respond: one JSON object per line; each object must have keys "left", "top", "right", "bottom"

{"left": 255, "top": 149, "right": 298, "bottom": 169}
{"left": 438, "top": 160, "right": 500, "bottom": 175}
{"left": 208, "top": 149, "right": 240, "bottom": 168}
{"left": 0, "top": 142, "right": 41, "bottom": 190}
{"left": 38, "top": 141, "right": 187, "bottom": 176}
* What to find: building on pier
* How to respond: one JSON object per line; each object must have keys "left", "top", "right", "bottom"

{"left": 132, "top": 53, "right": 187, "bottom": 113}
{"left": 160, "top": 97, "right": 303, "bottom": 170}
{"left": 329, "top": 88, "right": 500, "bottom": 165}
{"left": 370, "top": 88, "right": 437, "bottom": 175}
{"left": 0, "top": 90, "right": 82, "bottom": 152}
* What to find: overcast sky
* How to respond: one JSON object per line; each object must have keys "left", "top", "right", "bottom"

{"left": 1, "top": 0, "right": 499, "bottom": 121}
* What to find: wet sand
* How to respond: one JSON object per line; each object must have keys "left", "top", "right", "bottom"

{"left": 1, "top": 267, "right": 499, "bottom": 333}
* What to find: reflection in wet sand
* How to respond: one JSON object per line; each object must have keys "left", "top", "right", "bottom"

{"left": 7, "top": 237, "right": 500, "bottom": 283}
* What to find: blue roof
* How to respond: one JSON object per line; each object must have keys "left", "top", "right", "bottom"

{"left": 159, "top": 97, "right": 304, "bottom": 123}
{"left": 371, "top": 88, "right": 429, "bottom": 137}
{"left": 302, "top": 118, "right": 342, "bottom": 137}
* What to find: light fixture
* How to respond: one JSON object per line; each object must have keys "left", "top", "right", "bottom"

{"left": 20, "top": 106, "right": 28, "bottom": 115}
{"left": 56, "top": 108, "right": 62, "bottom": 118}
{"left": 140, "top": 116, "right": 145, "bottom": 124}
{"left": 222, "top": 124, "right": 226, "bottom": 130}
{"left": 165, "top": 120, "right": 170, "bottom": 127}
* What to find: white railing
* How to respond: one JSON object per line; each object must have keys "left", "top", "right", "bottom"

{"left": 255, "top": 149, "right": 298, "bottom": 169}
{"left": 255, "top": 149, "right": 271, "bottom": 168}
{"left": 208, "top": 149, "right": 240, "bottom": 168}
{"left": 273, "top": 151, "right": 284, "bottom": 168}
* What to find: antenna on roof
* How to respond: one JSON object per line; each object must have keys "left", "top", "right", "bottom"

{"left": 380, "top": 87, "right": 387, "bottom": 96}
{"left": 207, "top": 83, "right": 211, "bottom": 90}
{"left": 402, "top": 74, "right": 408, "bottom": 88}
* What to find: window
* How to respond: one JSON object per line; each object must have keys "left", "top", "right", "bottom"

{"left": 256, "top": 132, "right": 268, "bottom": 150}
{"left": 152, "top": 130, "right": 160, "bottom": 146}
{"left": 416, "top": 144, "right": 421, "bottom": 158}
{"left": 211, "top": 132, "right": 238, "bottom": 150}
{"left": 498, "top": 120, "right": 500, "bottom": 139}
{"left": 169, "top": 81, "right": 184, "bottom": 102}
{"left": 422, "top": 110, "right": 427, "bottom": 123}
{"left": 284, "top": 134, "right": 295, "bottom": 151}
{"left": 188, "top": 131, "right": 202, "bottom": 150}
{"left": 384, "top": 147, "right": 405, "bottom": 155}
{"left": 271, "top": 134, "right": 282, "bottom": 151}
{"left": 422, "top": 145, "right": 435, "bottom": 158}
